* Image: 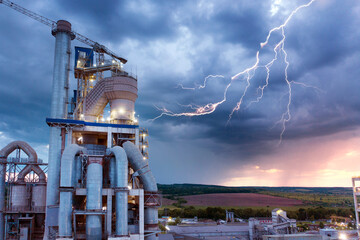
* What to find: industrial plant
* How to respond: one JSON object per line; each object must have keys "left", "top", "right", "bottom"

{"left": 2, "top": 1, "right": 360, "bottom": 240}
{"left": 0, "top": 0, "right": 159, "bottom": 239}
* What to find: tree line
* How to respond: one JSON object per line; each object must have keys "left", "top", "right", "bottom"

{"left": 159, "top": 206, "right": 355, "bottom": 221}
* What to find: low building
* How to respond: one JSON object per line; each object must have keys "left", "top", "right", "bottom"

{"left": 249, "top": 208, "right": 297, "bottom": 239}
{"left": 168, "top": 224, "right": 249, "bottom": 239}
{"left": 262, "top": 233, "right": 322, "bottom": 240}
{"left": 262, "top": 228, "right": 358, "bottom": 240}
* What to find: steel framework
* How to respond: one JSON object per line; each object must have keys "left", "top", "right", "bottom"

{"left": 1, "top": 149, "right": 48, "bottom": 239}
{"left": 352, "top": 177, "right": 360, "bottom": 237}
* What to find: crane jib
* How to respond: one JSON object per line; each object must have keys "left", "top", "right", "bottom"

{"left": 1, "top": 0, "right": 127, "bottom": 64}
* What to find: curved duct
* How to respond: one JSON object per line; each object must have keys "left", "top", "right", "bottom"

{"left": 58, "top": 144, "right": 84, "bottom": 238}
{"left": 17, "top": 165, "right": 46, "bottom": 183}
{"left": 108, "top": 146, "right": 128, "bottom": 236}
{"left": 0, "top": 141, "right": 38, "bottom": 239}
{"left": 109, "top": 157, "right": 116, "bottom": 188}
{"left": 75, "top": 155, "right": 81, "bottom": 188}
{"left": 122, "top": 141, "right": 158, "bottom": 240}
{"left": 83, "top": 76, "right": 138, "bottom": 122}
{"left": 0, "top": 141, "right": 38, "bottom": 162}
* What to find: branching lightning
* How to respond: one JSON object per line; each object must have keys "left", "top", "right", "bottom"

{"left": 152, "top": 0, "right": 317, "bottom": 143}
{"left": 176, "top": 75, "right": 225, "bottom": 90}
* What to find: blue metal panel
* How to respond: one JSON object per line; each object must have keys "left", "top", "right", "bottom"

{"left": 74, "top": 46, "right": 94, "bottom": 68}
{"left": 46, "top": 118, "right": 139, "bottom": 128}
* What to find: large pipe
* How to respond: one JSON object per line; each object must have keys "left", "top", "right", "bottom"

{"left": 58, "top": 144, "right": 84, "bottom": 238}
{"left": 109, "top": 156, "right": 116, "bottom": 188}
{"left": 45, "top": 20, "right": 75, "bottom": 239}
{"left": 86, "top": 156, "right": 103, "bottom": 239}
{"left": 122, "top": 141, "right": 158, "bottom": 240}
{"left": 17, "top": 165, "right": 46, "bottom": 183}
{"left": 108, "top": 146, "right": 128, "bottom": 236}
{"left": 0, "top": 141, "right": 38, "bottom": 162}
{"left": 0, "top": 141, "right": 38, "bottom": 239}
{"left": 75, "top": 155, "right": 82, "bottom": 188}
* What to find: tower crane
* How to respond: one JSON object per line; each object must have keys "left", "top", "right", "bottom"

{"left": 1, "top": 0, "right": 129, "bottom": 120}
{"left": 0, "top": 0, "right": 127, "bottom": 64}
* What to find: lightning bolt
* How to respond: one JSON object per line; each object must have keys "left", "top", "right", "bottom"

{"left": 151, "top": 0, "right": 317, "bottom": 142}
{"left": 176, "top": 75, "right": 225, "bottom": 90}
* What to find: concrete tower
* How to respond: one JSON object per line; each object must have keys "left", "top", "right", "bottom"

{"left": 44, "top": 20, "right": 75, "bottom": 238}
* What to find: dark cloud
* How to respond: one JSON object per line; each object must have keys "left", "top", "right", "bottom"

{"left": 52, "top": 1, "right": 181, "bottom": 43}
{"left": 0, "top": 0, "right": 359, "bottom": 184}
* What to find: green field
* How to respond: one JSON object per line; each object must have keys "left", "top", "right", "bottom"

{"left": 158, "top": 184, "right": 354, "bottom": 208}
{"left": 157, "top": 184, "right": 355, "bottom": 220}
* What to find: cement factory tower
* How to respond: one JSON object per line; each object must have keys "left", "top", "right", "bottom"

{"left": 0, "top": 1, "right": 160, "bottom": 239}
{"left": 46, "top": 19, "right": 75, "bottom": 224}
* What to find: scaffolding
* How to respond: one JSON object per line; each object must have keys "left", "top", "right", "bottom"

{"left": 1, "top": 148, "right": 48, "bottom": 239}
{"left": 352, "top": 177, "right": 360, "bottom": 237}
{"left": 73, "top": 57, "right": 124, "bottom": 120}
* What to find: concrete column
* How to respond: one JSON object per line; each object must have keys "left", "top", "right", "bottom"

{"left": 107, "top": 127, "right": 112, "bottom": 148}
{"left": 86, "top": 156, "right": 103, "bottom": 239}
{"left": 44, "top": 20, "right": 75, "bottom": 240}
{"left": 107, "top": 191, "right": 112, "bottom": 236}
{"left": 67, "top": 128, "right": 73, "bottom": 146}
{"left": 139, "top": 189, "right": 144, "bottom": 236}
{"left": 46, "top": 127, "right": 62, "bottom": 205}
{"left": 135, "top": 128, "right": 139, "bottom": 147}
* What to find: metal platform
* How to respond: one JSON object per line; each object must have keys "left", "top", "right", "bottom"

{"left": 46, "top": 118, "right": 139, "bottom": 129}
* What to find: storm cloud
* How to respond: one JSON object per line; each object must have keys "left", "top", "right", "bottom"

{"left": 0, "top": 0, "right": 359, "bottom": 186}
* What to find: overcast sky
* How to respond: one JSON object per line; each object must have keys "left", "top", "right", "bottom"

{"left": 0, "top": 0, "right": 359, "bottom": 187}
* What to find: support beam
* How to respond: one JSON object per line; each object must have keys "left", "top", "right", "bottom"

{"left": 67, "top": 128, "right": 73, "bottom": 146}
{"left": 107, "top": 127, "right": 112, "bottom": 148}
{"left": 139, "top": 189, "right": 144, "bottom": 238}
{"left": 107, "top": 191, "right": 112, "bottom": 236}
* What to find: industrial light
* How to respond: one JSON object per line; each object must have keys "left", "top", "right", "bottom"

{"left": 80, "top": 114, "right": 84, "bottom": 119}
{"left": 339, "top": 233, "right": 347, "bottom": 240}
{"left": 127, "top": 185, "right": 132, "bottom": 190}
{"left": 133, "top": 118, "right": 138, "bottom": 123}
{"left": 101, "top": 117, "right": 105, "bottom": 122}
{"left": 106, "top": 117, "right": 111, "bottom": 121}
{"left": 78, "top": 137, "right": 83, "bottom": 141}
{"left": 119, "top": 108, "right": 125, "bottom": 114}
